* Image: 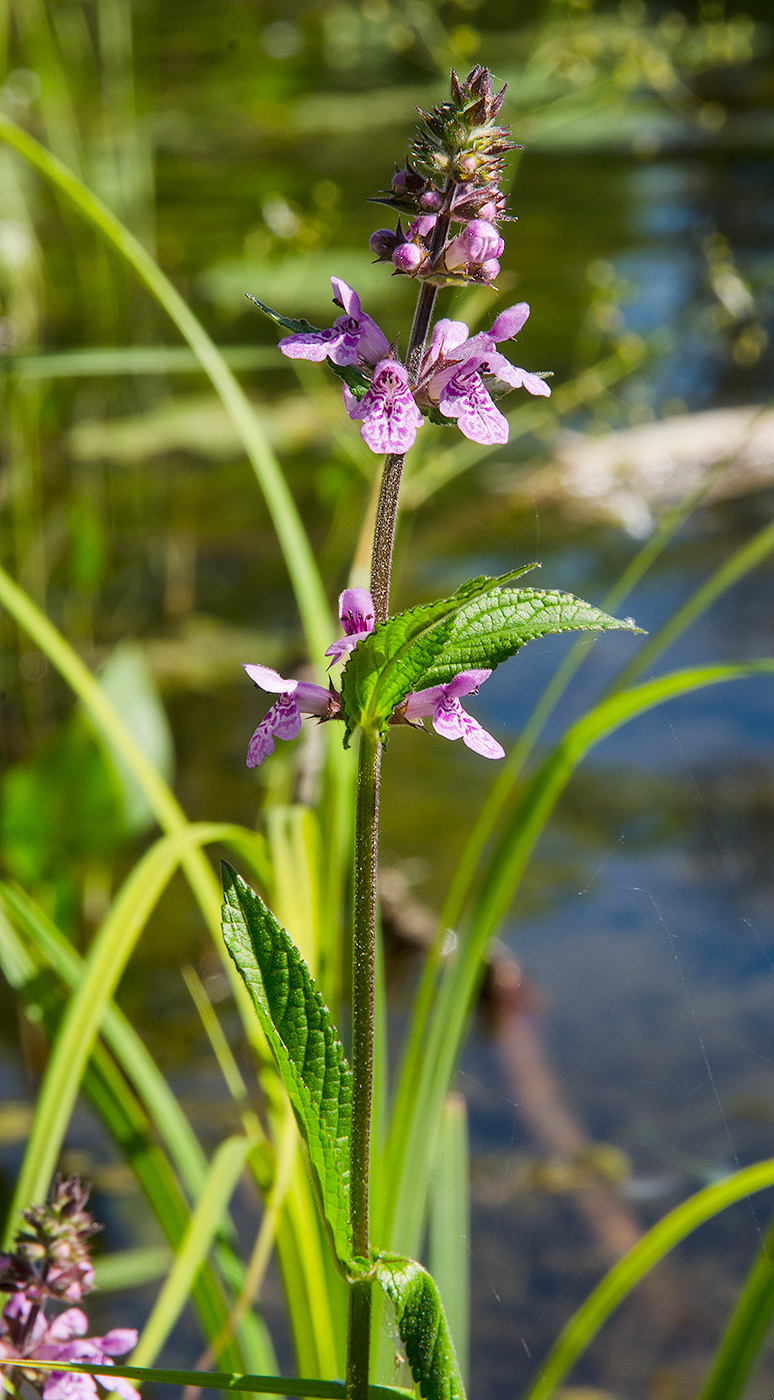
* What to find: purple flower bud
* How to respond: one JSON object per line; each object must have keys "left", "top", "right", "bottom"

{"left": 480, "top": 258, "right": 500, "bottom": 282}
{"left": 392, "top": 243, "right": 423, "bottom": 274}
{"left": 444, "top": 218, "right": 503, "bottom": 272}
{"left": 420, "top": 190, "right": 442, "bottom": 211}
{"left": 391, "top": 170, "right": 408, "bottom": 193}
{"left": 458, "top": 154, "right": 478, "bottom": 177}
{"left": 369, "top": 228, "right": 401, "bottom": 261}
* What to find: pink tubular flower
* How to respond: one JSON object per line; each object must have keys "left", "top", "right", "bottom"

{"left": 343, "top": 359, "right": 424, "bottom": 455}
{"left": 0, "top": 1297, "right": 139, "bottom": 1400}
{"left": 417, "top": 302, "right": 551, "bottom": 446}
{"left": 243, "top": 665, "right": 334, "bottom": 767}
{"left": 404, "top": 670, "right": 504, "bottom": 759}
{"left": 325, "top": 588, "right": 375, "bottom": 666}
{"left": 278, "top": 277, "right": 389, "bottom": 368}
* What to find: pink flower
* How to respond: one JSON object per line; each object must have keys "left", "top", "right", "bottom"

{"left": 325, "top": 588, "right": 375, "bottom": 666}
{"left": 0, "top": 1297, "right": 139, "bottom": 1400}
{"left": 404, "top": 670, "right": 504, "bottom": 759}
{"left": 278, "top": 277, "right": 389, "bottom": 368}
{"left": 437, "top": 359, "right": 511, "bottom": 445}
{"left": 343, "top": 359, "right": 424, "bottom": 455}
{"left": 243, "top": 665, "right": 335, "bottom": 767}
{"left": 417, "top": 303, "right": 551, "bottom": 446}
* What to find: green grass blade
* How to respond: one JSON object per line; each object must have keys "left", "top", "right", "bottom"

{"left": 696, "top": 1206, "right": 774, "bottom": 1400}
{"left": 0, "top": 562, "right": 225, "bottom": 930}
{"left": 133, "top": 1134, "right": 253, "bottom": 1365}
{"left": 0, "top": 114, "right": 331, "bottom": 663}
{"left": 274, "top": 1159, "right": 343, "bottom": 1378}
{"left": 265, "top": 805, "right": 323, "bottom": 977}
{"left": 0, "top": 345, "right": 280, "bottom": 378}
{"left": 27, "top": 1361, "right": 412, "bottom": 1400}
{"left": 613, "top": 513, "right": 774, "bottom": 692}
{"left": 5, "top": 821, "right": 243, "bottom": 1238}
{"left": 0, "top": 879, "right": 210, "bottom": 1200}
{"left": 520, "top": 1159, "right": 774, "bottom": 1400}
{"left": 384, "top": 661, "right": 774, "bottom": 1255}
{"left": 93, "top": 1246, "right": 174, "bottom": 1290}
{"left": 428, "top": 1095, "right": 470, "bottom": 1384}
{"left": 0, "top": 910, "right": 266, "bottom": 1370}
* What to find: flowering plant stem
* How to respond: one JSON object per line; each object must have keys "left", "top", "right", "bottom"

{"left": 346, "top": 279, "right": 439, "bottom": 1399}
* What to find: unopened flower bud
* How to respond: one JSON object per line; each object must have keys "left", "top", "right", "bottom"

{"left": 458, "top": 154, "right": 478, "bottom": 177}
{"left": 391, "top": 171, "right": 408, "bottom": 193}
{"left": 392, "top": 243, "right": 423, "bottom": 274}
{"left": 480, "top": 258, "right": 501, "bottom": 282}
{"left": 369, "top": 228, "right": 401, "bottom": 260}
{"left": 421, "top": 190, "right": 442, "bottom": 211}
{"left": 445, "top": 218, "right": 503, "bottom": 271}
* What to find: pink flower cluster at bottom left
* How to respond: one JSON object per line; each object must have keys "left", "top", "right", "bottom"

{"left": 0, "top": 1295, "right": 139, "bottom": 1400}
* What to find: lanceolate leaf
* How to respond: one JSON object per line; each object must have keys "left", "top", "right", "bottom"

{"left": 340, "top": 568, "right": 639, "bottom": 739}
{"left": 417, "top": 587, "right": 641, "bottom": 688}
{"left": 340, "top": 566, "right": 538, "bottom": 741}
{"left": 221, "top": 864, "right": 353, "bottom": 1268}
{"left": 246, "top": 294, "right": 370, "bottom": 398}
{"left": 375, "top": 1255, "right": 466, "bottom": 1400}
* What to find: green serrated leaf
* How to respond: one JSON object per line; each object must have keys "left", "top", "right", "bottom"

{"left": 340, "top": 567, "right": 539, "bottom": 742}
{"left": 221, "top": 863, "right": 353, "bottom": 1268}
{"left": 416, "top": 587, "right": 642, "bottom": 688}
{"left": 246, "top": 294, "right": 370, "bottom": 399}
{"left": 376, "top": 1255, "right": 466, "bottom": 1400}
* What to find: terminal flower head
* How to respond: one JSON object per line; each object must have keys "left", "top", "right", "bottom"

{"left": 403, "top": 670, "right": 504, "bottom": 759}
{"left": 343, "top": 358, "right": 424, "bottom": 455}
{"left": 0, "top": 1177, "right": 98, "bottom": 1305}
{"left": 243, "top": 665, "right": 339, "bottom": 767}
{"left": 325, "top": 588, "right": 375, "bottom": 666}
{"left": 278, "top": 277, "right": 389, "bottom": 368}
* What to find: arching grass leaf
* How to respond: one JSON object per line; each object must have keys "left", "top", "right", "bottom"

{"left": 375, "top": 1255, "right": 466, "bottom": 1400}
{"left": 221, "top": 864, "right": 353, "bottom": 1269}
